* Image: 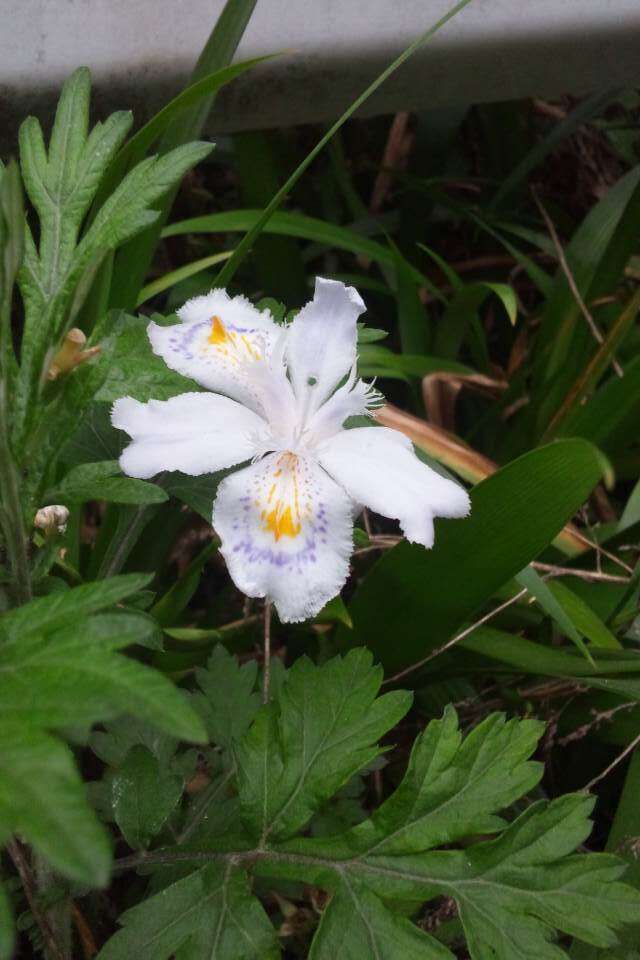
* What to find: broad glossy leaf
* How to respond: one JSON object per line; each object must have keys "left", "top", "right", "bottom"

{"left": 342, "top": 440, "right": 605, "bottom": 673}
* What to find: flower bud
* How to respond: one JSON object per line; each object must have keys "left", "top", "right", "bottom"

{"left": 34, "top": 504, "right": 70, "bottom": 535}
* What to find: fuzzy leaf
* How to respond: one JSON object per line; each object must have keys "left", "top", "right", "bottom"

{"left": 0, "top": 722, "right": 110, "bottom": 886}
{"left": 96, "top": 863, "right": 278, "bottom": 960}
{"left": 235, "top": 648, "right": 412, "bottom": 842}
{"left": 50, "top": 459, "right": 169, "bottom": 505}
{"left": 0, "top": 621, "right": 206, "bottom": 742}
{"left": 0, "top": 572, "right": 151, "bottom": 641}
{"left": 192, "top": 645, "right": 261, "bottom": 750}
{"left": 310, "top": 878, "right": 452, "bottom": 959}
{"left": 112, "top": 745, "right": 183, "bottom": 850}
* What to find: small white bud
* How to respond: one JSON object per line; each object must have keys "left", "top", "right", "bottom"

{"left": 34, "top": 504, "right": 70, "bottom": 535}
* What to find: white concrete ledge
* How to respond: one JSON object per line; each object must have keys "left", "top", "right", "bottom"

{"left": 2, "top": 0, "right": 640, "bottom": 141}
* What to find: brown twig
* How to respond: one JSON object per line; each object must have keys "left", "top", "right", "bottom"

{"left": 531, "top": 187, "right": 623, "bottom": 378}
{"left": 71, "top": 902, "right": 98, "bottom": 960}
{"left": 531, "top": 562, "right": 631, "bottom": 584}
{"left": 558, "top": 701, "right": 638, "bottom": 748}
{"left": 582, "top": 730, "right": 640, "bottom": 791}
{"left": 383, "top": 587, "right": 530, "bottom": 686}
{"left": 262, "top": 600, "right": 272, "bottom": 704}
{"left": 7, "top": 841, "right": 66, "bottom": 960}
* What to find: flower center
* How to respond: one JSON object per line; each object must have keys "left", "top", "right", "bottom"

{"left": 206, "top": 315, "right": 262, "bottom": 361}
{"left": 260, "top": 452, "right": 304, "bottom": 541}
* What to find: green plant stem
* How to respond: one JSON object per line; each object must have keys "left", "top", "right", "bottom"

{"left": 0, "top": 377, "right": 31, "bottom": 604}
{"left": 262, "top": 600, "right": 272, "bottom": 704}
{"left": 214, "top": 0, "right": 475, "bottom": 287}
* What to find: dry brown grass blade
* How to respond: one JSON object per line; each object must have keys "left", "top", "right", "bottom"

{"left": 422, "top": 371, "right": 507, "bottom": 430}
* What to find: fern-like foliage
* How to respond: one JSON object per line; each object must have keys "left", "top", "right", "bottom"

{"left": 95, "top": 648, "right": 640, "bottom": 960}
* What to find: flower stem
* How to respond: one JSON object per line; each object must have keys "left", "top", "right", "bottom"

{"left": 262, "top": 600, "right": 272, "bottom": 704}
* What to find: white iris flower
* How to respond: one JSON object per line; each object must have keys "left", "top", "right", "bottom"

{"left": 112, "top": 278, "right": 470, "bottom": 622}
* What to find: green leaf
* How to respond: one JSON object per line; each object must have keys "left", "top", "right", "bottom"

{"left": 547, "top": 581, "right": 621, "bottom": 650}
{"left": 109, "top": 0, "right": 260, "bottom": 310}
{"left": 358, "top": 343, "right": 469, "bottom": 381}
{"left": 0, "top": 880, "right": 13, "bottom": 960}
{"left": 95, "top": 313, "right": 197, "bottom": 402}
{"left": 74, "top": 141, "right": 213, "bottom": 284}
{"left": 192, "top": 646, "right": 261, "bottom": 750}
{"left": 516, "top": 566, "right": 594, "bottom": 663}
{"left": 434, "top": 282, "right": 517, "bottom": 359}
{"left": 50, "top": 460, "right": 169, "bottom": 505}
{"left": 163, "top": 208, "right": 429, "bottom": 288}
{"left": 262, "top": 716, "right": 640, "bottom": 959}
{"left": 449, "top": 797, "right": 638, "bottom": 959}
{"left": 161, "top": 470, "right": 226, "bottom": 521}
{"left": 342, "top": 440, "right": 605, "bottom": 674}
{"left": 0, "top": 572, "right": 151, "bottom": 641}
{"left": 533, "top": 165, "right": 640, "bottom": 428}
{"left": 491, "top": 89, "right": 623, "bottom": 210}
{"left": 213, "top": 0, "right": 475, "bottom": 288}
{"left": 102, "top": 58, "right": 272, "bottom": 206}
{"left": 235, "top": 649, "right": 411, "bottom": 842}
{"left": 151, "top": 541, "right": 217, "bottom": 627}
{"left": 310, "top": 878, "right": 452, "bottom": 959}
{"left": 556, "top": 355, "right": 640, "bottom": 454}
{"left": 96, "top": 862, "right": 278, "bottom": 960}
{"left": 112, "top": 745, "right": 183, "bottom": 850}
{"left": 0, "top": 622, "right": 207, "bottom": 742}
{"left": 339, "top": 707, "right": 543, "bottom": 856}
{"left": 97, "top": 660, "right": 640, "bottom": 959}
{"left": 15, "top": 69, "right": 133, "bottom": 438}
{"left": 0, "top": 722, "right": 110, "bottom": 886}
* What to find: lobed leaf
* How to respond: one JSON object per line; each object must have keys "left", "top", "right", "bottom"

{"left": 235, "top": 648, "right": 412, "bottom": 841}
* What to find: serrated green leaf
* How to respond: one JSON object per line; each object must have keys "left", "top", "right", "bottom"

{"left": 0, "top": 572, "right": 151, "bottom": 641}
{"left": 95, "top": 313, "right": 197, "bottom": 402}
{"left": 90, "top": 716, "right": 183, "bottom": 769}
{"left": 340, "top": 707, "right": 543, "bottom": 857}
{"left": 0, "top": 623, "right": 206, "bottom": 742}
{"left": 0, "top": 722, "right": 110, "bottom": 886}
{"left": 96, "top": 863, "right": 278, "bottom": 960}
{"left": 261, "top": 717, "right": 640, "bottom": 959}
{"left": 112, "top": 745, "right": 183, "bottom": 850}
{"left": 192, "top": 646, "right": 261, "bottom": 750}
{"left": 50, "top": 459, "right": 169, "bottom": 505}
{"left": 310, "top": 877, "right": 452, "bottom": 959}
{"left": 75, "top": 141, "right": 213, "bottom": 284}
{"left": 236, "top": 649, "right": 412, "bottom": 841}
